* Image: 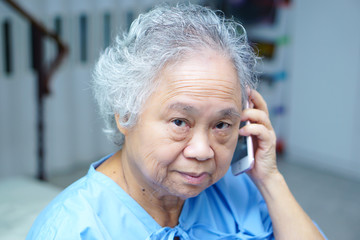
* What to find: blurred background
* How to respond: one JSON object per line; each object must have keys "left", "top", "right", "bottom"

{"left": 0, "top": 0, "right": 359, "bottom": 239}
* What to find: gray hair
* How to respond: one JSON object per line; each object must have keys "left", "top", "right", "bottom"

{"left": 92, "top": 3, "right": 259, "bottom": 147}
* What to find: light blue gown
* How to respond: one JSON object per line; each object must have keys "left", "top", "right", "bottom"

{"left": 26, "top": 154, "right": 326, "bottom": 239}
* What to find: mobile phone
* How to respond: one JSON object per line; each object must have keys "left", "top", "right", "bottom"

{"left": 231, "top": 102, "right": 254, "bottom": 175}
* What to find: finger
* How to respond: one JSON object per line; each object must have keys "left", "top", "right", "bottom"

{"left": 241, "top": 108, "right": 273, "bottom": 130}
{"left": 239, "top": 123, "right": 276, "bottom": 144}
{"left": 248, "top": 90, "right": 269, "bottom": 116}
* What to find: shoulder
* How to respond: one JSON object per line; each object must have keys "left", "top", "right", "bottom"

{"left": 27, "top": 156, "right": 116, "bottom": 239}
{"left": 27, "top": 154, "right": 152, "bottom": 239}
{"left": 26, "top": 175, "right": 105, "bottom": 239}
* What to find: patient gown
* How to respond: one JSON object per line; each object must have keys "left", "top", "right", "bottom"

{"left": 26, "top": 154, "right": 326, "bottom": 239}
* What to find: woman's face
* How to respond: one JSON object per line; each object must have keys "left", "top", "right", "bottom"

{"left": 122, "top": 49, "right": 243, "bottom": 199}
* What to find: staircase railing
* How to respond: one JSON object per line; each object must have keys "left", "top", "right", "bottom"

{"left": 4, "top": 0, "right": 69, "bottom": 180}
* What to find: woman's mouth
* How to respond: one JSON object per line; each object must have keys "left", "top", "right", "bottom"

{"left": 179, "top": 172, "right": 209, "bottom": 185}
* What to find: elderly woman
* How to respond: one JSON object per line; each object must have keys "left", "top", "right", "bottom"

{"left": 27, "top": 4, "right": 326, "bottom": 240}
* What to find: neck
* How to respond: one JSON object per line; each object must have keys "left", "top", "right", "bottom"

{"left": 97, "top": 150, "right": 184, "bottom": 227}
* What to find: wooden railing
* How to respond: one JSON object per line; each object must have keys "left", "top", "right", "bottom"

{"left": 4, "top": 0, "right": 69, "bottom": 180}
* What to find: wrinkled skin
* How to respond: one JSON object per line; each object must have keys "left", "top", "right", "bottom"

{"left": 120, "top": 49, "right": 243, "bottom": 200}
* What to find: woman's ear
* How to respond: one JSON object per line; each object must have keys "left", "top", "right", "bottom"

{"left": 115, "top": 114, "right": 128, "bottom": 135}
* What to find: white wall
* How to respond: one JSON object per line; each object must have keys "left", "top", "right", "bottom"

{"left": 287, "top": 0, "right": 360, "bottom": 180}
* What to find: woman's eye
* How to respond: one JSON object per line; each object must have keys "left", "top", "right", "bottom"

{"left": 215, "top": 122, "right": 230, "bottom": 130}
{"left": 172, "top": 119, "right": 187, "bottom": 127}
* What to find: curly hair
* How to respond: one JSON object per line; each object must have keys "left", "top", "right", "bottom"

{"left": 92, "top": 3, "right": 259, "bottom": 147}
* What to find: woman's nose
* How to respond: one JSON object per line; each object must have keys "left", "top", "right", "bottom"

{"left": 183, "top": 131, "right": 214, "bottom": 161}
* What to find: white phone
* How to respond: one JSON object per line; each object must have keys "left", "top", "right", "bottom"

{"left": 231, "top": 101, "right": 254, "bottom": 175}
